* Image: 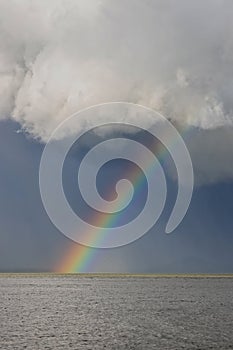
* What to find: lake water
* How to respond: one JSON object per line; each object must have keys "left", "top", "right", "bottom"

{"left": 1, "top": 276, "right": 233, "bottom": 349}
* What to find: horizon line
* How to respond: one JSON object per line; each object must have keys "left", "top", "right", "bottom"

{"left": 1, "top": 272, "right": 233, "bottom": 278}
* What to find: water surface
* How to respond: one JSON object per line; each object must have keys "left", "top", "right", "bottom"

{"left": 1, "top": 276, "right": 233, "bottom": 349}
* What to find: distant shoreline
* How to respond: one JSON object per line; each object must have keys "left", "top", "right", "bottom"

{"left": 0, "top": 273, "right": 233, "bottom": 278}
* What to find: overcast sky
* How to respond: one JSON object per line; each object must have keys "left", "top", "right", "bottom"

{"left": 0, "top": 0, "right": 233, "bottom": 272}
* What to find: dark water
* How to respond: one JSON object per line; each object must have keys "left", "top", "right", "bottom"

{"left": 1, "top": 276, "right": 233, "bottom": 349}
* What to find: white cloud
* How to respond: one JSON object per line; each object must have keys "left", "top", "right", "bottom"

{"left": 0, "top": 0, "right": 233, "bottom": 184}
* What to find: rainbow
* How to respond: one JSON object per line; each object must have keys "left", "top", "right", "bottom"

{"left": 56, "top": 124, "right": 192, "bottom": 273}
{"left": 56, "top": 160, "right": 146, "bottom": 273}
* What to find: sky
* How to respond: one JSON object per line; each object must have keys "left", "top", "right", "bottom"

{"left": 0, "top": 0, "right": 233, "bottom": 273}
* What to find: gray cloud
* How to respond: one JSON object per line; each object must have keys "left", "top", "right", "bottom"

{"left": 0, "top": 0, "right": 233, "bottom": 184}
